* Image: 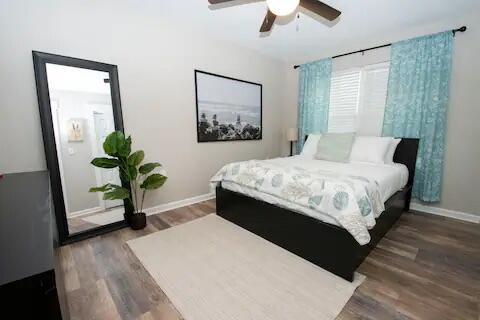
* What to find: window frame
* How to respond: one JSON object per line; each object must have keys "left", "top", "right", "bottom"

{"left": 328, "top": 61, "right": 390, "bottom": 135}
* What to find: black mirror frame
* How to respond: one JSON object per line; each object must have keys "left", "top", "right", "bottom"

{"left": 32, "top": 51, "right": 129, "bottom": 245}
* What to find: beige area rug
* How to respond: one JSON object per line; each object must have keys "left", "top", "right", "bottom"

{"left": 128, "top": 214, "right": 364, "bottom": 320}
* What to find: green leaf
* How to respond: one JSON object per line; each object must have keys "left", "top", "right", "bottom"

{"left": 128, "top": 165, "right": 138, "bottom": 180}
{"left": 102, "top": 131, "right": 131, "bottom": 157}
{"left": 118, "top": 135, "right": 132, "bottom": 157}
{"left": 89, "top": 184, "right": 112, "bottom": 193}
{"left": 89, "top": 183, "right": 122, "bottom": 193}
{"left": 103, "top": 187, "right": 130, "bottom": 200}
{"left": 120, "top": 170, "right": 130, "bottom": 183}
{"left": 103, "top": 131, "right": 124, "bottom": 156}
{"left": 140, "top": 174, "right": 167, "bottom": 190}
{"left": 91, "top": 157, "right": 120, "bottom": 169}
{"left": 118, "top": 164, "right": 136, "bottom": 182}
{"left": 128, "top": 151, "right": 145, "bottom": 166}
{"left": 139, "top": 162, "right": 161, "bottom": 175}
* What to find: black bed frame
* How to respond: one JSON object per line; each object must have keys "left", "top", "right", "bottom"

{"left": 216, "top": 138, "right": 419, "bottom": 281}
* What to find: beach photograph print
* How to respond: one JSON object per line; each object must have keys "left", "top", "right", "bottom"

{"left": 195, "top": 70, "right": 262, "bottom": 142}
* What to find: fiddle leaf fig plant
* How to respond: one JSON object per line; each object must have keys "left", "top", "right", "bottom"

{"left": 89, "top": 131, "right": 167, "bottom": 214}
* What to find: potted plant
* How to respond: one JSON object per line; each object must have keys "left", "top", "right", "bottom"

{"left": 89, "top": 131, "right": 167, "bottom": 230}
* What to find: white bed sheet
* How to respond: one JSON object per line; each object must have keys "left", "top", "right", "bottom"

{"left": 221, "top": 156, "right": 409, "bottom": 227}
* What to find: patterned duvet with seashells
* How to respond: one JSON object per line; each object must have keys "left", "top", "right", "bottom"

{"left": 210, "top": 160, "right": 384, "bottom": 245}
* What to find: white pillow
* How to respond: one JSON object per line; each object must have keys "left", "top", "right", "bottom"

{"left": 350, "top": 136, "right": 393, "bottom": 164}
{"left": 300, "top": 134, "right": 322, "bottom": 157}
{"left": 384, "top": 138, "right": 401, "bottom": 164}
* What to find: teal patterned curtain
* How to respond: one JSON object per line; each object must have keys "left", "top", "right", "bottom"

{"left": 297, "top": 58, "right": 332, "bottom": 153}
{"left": 382, "top": 31, "right": 453, "bottom": 202}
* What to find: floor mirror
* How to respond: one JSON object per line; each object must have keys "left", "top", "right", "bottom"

{"left": 33, "top": 51, "right": 129, "bottom": 244}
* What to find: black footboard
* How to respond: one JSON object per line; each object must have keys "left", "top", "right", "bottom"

{"left": 216, "top": 185, "right": 409, "bottom": 281}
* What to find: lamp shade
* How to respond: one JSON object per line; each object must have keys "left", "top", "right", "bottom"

{"left": 286, "top": 128, "right": 298, "bottom": 142}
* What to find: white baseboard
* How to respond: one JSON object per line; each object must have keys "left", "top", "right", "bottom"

{"left": 144, "top": 193, "right": 215, "bottom": 216}
{"left": 72, "top": 195, "right": 479, "bottom": 225}
{"left": 411, "top": 202, "right": 480, "bottom": 224}
{"left": 69, "top": 206, "right": 103, "bottom": 218}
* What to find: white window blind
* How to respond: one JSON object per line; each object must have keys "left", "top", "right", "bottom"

{"left": 328, "top": 70, "right": 361, "bottom": 133}
{"left": 357, "top": 63, "right": 390, "bottom": 136}
{"left": 327, "top": 62, "right": 390, "bottom": 135}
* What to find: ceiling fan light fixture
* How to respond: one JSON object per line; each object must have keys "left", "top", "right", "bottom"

{"left": 266, "top": 0, "right": 300, "bottom": 16}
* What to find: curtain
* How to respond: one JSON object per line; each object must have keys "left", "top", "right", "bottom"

{"left": 297, "top": 58, "right": 332, "bottom": 153}
{"left": 382, "top": 31, "right": 453, "bottom": 202}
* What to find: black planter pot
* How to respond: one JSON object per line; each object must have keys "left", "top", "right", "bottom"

{"left": 124, "top": 212, "right": 147, "bottom": 230}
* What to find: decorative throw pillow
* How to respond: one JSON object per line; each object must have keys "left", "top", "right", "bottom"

{"left": 350, "top": 136, "right": 393, "bottom": 164}
{"left": 314, "top": 133, "right": 355, "bottom": 162}
{"left": 300, "top": 134, "right": 322, "bottom": 157}
{"left": 384, "top": 138, "right": 402, "bottom": 164}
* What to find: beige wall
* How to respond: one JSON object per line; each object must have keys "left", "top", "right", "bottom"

{"left": 284, "top": 12, "right": 480, "bottom": 216}
{"left": 0, "top": 1, "right": 478, "bottom": 216}
{"left": 0, "top": 0, "right": 288, "bottom": 208}
{"left": 440, "top": 13, "right": 480, "bottom": 216}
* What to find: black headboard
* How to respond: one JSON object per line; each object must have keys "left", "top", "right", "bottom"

{"left": 393, "top": 138, "right": 419, "bottom": 186}
{"left": 304, "top": 135, "right": 419, "bottom": 187}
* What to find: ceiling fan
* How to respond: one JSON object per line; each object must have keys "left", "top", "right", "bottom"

{"left": 207, "top": 0, "right": 341, "bottom": 32}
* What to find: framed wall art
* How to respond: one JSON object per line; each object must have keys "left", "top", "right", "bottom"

{"left": 195, "top": 70, "right": 262, "bottom": 142}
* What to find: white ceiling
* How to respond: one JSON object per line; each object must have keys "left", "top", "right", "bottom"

{"left": 148, "top": 0, "right": 479, "bottom": 63}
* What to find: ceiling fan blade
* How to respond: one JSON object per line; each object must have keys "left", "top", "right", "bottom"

{"left": 259, "top": 9, "right": 276, "bottom": 32}
{"left": 208, "top": 0, "right": 238, "bottom": 4}
{"left": 299, "top": 0, "right": 341, "bottom": 21}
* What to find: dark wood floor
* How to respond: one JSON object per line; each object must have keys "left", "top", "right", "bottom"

{"left": 56, "top": 200, "right": 479, "bottom": 320}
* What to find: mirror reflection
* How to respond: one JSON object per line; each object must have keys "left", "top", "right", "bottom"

{"left": 46, "top": 63, "right": 124, "bottom": 234}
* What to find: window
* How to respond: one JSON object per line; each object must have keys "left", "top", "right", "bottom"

{"left": 328, "top": 63, "right": 390, "bottom": 136}
{"left": 328, "top": 69, "right": 361, "bottom": 133}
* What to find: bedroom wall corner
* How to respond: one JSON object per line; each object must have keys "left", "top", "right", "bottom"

{"left": 279, "top": 68, "right": 300, "bottom": 156}
{"left": 0, "top": 0, "right": 290, "bottom": 210}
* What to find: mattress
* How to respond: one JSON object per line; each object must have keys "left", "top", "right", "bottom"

{"left": 221, "top": 155, "right": 409, "bottom": 227}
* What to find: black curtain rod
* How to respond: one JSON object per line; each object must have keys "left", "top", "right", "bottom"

{"left": 293, "top": 26, "right": 467, "bottom": 69}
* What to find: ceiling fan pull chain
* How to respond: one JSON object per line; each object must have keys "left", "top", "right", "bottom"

{"left": 296, "top": 13, "right": 300, "bottom": 32}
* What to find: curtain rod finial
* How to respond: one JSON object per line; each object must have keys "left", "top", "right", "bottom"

{"left": 453, "top": 26, "right": 467, "bottom": 36}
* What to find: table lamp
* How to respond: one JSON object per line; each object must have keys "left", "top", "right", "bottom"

{"left": 286, "top": 128, "right": 298, "bottom": 156}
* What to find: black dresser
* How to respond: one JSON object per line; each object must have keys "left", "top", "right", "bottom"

{"left": 0, "top": 171, "right": 63, "bottom": 319}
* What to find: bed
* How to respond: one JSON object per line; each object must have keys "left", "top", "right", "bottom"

{"left": 212, "top": 138, "right": 419, "bottom": 281}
